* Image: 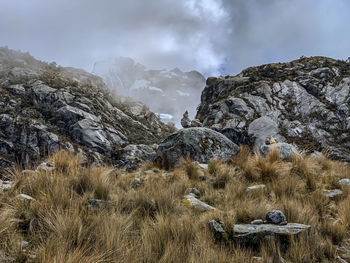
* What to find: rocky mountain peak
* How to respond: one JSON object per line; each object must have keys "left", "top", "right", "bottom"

{"left": 196, "top": 56, "right": 350, "bottom": 161}
{"left": 93, "top": 57, "right": 206, "bottom": 126}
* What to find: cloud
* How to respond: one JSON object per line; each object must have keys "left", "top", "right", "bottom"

{"left": 0, "top": 0, "right": 349, "bottom": 76}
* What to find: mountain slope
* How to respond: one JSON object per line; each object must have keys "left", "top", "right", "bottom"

{"left": 0, "top": 47, "right": 174, "bottom": 170}
{"left": 196, "top": 56, "right": 350, "bottom": 161}
{"left": 93, "top": 57, "right": 206, "bottom": 125}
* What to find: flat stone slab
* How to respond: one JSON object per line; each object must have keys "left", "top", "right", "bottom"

{"left": 234, "top": 223, "right": 311, "bottom": 235}
{"left": 183, "top": 194, "right": 215, "bottom": 211}
{"left": 324, "top": 189, "right": 343, "bottom": 198}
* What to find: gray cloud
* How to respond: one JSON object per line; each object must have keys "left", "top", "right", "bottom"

{"left": 0, "top": 0, "right": 349, "bottom": 76}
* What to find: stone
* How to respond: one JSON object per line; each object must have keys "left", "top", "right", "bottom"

{"left": 36, "top": 162, "right": 55, "bottom": 172}
{"left": 17, "top": 194, "right": 35, "bottom": 200}
{"left": 87, "top": 199, "right": 114, "bottom": 211}
{"left": 233, "top": 223, "right": 311, "bottom": 245}
{"left": 181, "top": 110, "right": 191, "bottom": 128}
{"left": 19, "top": 241, "right": 29, "bottom": 248}
{"left": 248, "top": 117, "right": 281, "bottom": 149}
{"left": 191, "top": 119, "right": 202, "bottom": 127}
{"left": 197, "top": 163, "right": 208, "bottom": 170}
{"left": 339, "top": 178, "right": 350, "bottom": 186}
{"left": 0, "top": 180, "right": 13, "bottom": 192}
{"left": 183, "top": 194, "right": 215, "bottom": 211}
{"left": 117, "top": 144, "right": 156, "bottom": 172}
{"left": 132, "top": 178, "right": 144, "bottom": 188}
{"left": 156, "top": 127, "right": 239, "bottom": 168}
{"left": 208, "top": 220, "right": 226, "bottom": 240}
{"left": 251, "top": 219, "right": 264, "bottom": 225}
{"left": 260, "top": 143, "right": 298, "bottom": 160}
{"left": 188, "top": 187, "right": 201, "bottom": 197}
{"left": 337, "top": 256, "right": 348, "bottom": 263}
{"left": 324, "top": 189, "right": 343, "bottom": 198}
{"left": 162, "top": 173, "right": 173, "bottom": 179}
{"left": 246, "top": 184, "right": 266, "bottom": 193}
{"left": 265, "top": 210, "right": 287, "bottom": 225}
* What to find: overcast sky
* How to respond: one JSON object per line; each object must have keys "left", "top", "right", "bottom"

{"left": 0, "top": 0, "right": 349, "bottom": 76}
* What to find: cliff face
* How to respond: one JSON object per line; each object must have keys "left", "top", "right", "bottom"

{"left": 196, "top": 56, "right": 350, "bottom": 161}
{"left": 0, "top": 48, "right": 174, "bottom": 171}
{"left": 93, "top": 57, "right": 206, "bottom": 126}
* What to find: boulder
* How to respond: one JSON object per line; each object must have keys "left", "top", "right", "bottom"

{"left": 260, "top": 143, "right": 298, "bottom": 160}
{"left": 183, "top": 193, "right": 215, "bottom": 211}
{"left": 156, "top": 127, "right": 239, "bottom": 168}
{"left": 233, "top": 223, "right": 311, "bottom": 246}
{"left": 248, "top": 117, "right": 283, "bottom": 149}
{"left": 117, "top": 144, "right": 156, "bottom": 171}
{"left": 208, "top": 220, "right": 226, "bottom": 240}
{"left": 265, "top": 210, "right": 287, "bottom": 225}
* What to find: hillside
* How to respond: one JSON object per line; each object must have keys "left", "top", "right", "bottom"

{"left": 196, "top": 56, "right": 350, "bottom": 162}
{"left": 0, "top": 150, "right": 349, "bottom": 262}
{"left": 0, "top": 47, "right": 175, "bottom": 171}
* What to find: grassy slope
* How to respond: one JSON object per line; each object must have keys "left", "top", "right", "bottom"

{"left": 0, "top": 148, "right": 349, "bottom": 262}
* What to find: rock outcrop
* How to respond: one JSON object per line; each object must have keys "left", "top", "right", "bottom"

{"left": 155, "top": 127, "right": 239, "bottom": 168}
{"left": 196, "top": 56, "right": 350, "bottom": 161}
{"left": 0, "top": 47, "right": 174, "bottom": 171}
{"left": 93, "top": 57, "right": 206, "bottom": 126}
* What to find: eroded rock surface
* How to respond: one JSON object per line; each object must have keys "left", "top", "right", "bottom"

{"left": 196, "top": 57, "right": 350, "bottom": 161}
{"left": 156, "top": 127, "right": 239, "bottom": 168}
{"left": 0, "top": 47, "right": 174, "bottom": 171}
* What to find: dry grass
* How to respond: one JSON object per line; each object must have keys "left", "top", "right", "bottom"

{"left": 0, "top": 150, "right": 349, "bottom": 262}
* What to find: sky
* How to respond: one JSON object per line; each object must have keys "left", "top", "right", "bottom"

{"left": 0, "top": 0, "right": 349, "bottom": 76}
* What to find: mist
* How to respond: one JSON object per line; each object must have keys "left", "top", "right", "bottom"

{"left": 0, "top": 0, "right": 349, "bottom": 77}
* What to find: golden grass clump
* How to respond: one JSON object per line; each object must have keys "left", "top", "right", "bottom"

{"left": 0, "top": 150, "right": 349, "bottom": 262}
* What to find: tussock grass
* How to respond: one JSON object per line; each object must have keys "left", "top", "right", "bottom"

{"left": 0, "top": 150, "right": 349, "bottom": 262}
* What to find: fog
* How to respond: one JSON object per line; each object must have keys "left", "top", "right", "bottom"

{"left": 0, "top": 0, "right": 349, "bottom": 77}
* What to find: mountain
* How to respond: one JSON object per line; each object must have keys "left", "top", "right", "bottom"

{"left": 196, "top": 56, "right": 350, "bottom": 161}
{"left": 92, "top": 57, "right": 206, "bottom": 126}
{"left": 0, "top": 47, "right": 175, "bottom": 171}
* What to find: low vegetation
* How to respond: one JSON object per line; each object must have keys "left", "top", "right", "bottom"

{"left": 0, "top": 148, "right": 349, "bottom": 262}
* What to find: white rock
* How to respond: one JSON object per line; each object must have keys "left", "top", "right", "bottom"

{"left": 16, "top": 194, "right": 35, "bottom": 200}
{"left": 339, "top": 178, "right": 350, "bottom": 186}
{"left": 246, "top": 184, "right": 266, "bottom": 192}
{"left": 183, "top": 194, "right": 215, "bottom": 211}
{"left": 324, "top": 189, "right": 343, "bottom": 198}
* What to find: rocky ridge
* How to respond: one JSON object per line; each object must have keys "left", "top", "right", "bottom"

{"left": 0, "top": 47, "right": 174, "bottom": 171}
{"left": 196, "top": 56, "right": 350, "bottom": 161}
